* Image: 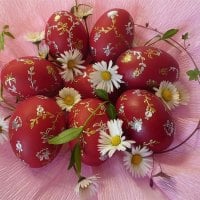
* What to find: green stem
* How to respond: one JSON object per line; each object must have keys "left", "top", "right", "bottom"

{"left": 144, "top": 35, "right": 160, "bottom": 46}
{"left": 82, "top": 101, "right": 108, "bottom": 128}
{"left": 145, "top": 38, "right": 161, "bottom": 47}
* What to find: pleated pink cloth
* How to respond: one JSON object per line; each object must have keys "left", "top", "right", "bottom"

{"left": 0, "top": 0, "right": 200, "bottom": 199}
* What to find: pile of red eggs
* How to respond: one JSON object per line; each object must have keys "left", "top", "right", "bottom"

{"left": 1, "top": 8, "right": 179, "bottom": 167}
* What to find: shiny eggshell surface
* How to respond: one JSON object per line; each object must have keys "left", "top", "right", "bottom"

{"left": 90, "top": 8, "right": 134, "bottom": 62}
{"left": 1, "top": 56, "right": 63, "bottom": 98}
{"left": 116, "top": 89, "right": 175, "bottom": 152}
{"left": 45, "top": 11, "right": 89, "bottom": 58}
{"left": 66, "top": 64, "right": 95, "bottom": 99}
{"left": 68, "top": 98, "right": 109, "bottom": 166}
{"left": 116, "top": 46, "right": 180, "bottom": 90}
{"left": 9, "top": 96, "right": 66, "bottom": 168}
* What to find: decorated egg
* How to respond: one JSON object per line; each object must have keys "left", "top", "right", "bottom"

{"left": 116, "top": 46, "right": 180, "bottom": 90}
{"left": 9, "top": 96, "right": 66, "bottom": 168}
{"left": 116, "top": 89, "right": 175, "bottom": 152}
{"left": 1, "top": 56, "right": 63, "bottom": 98}
{"left": 68, "top": 98, "right": 109, "bottom": 166}
{"left": 45, "top": 11, "right": 89, "bottom": 58}
{"left": 90, "top": 8, "right": 134, "bottom": 62}
{"left": 66, "top": 64, "right": 95, "bottom": 99}
{"left": 66, "top": 64, "right": 123, "bottom": 102}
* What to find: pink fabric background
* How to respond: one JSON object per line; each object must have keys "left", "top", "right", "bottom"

{"left": 0, "top": 0, "right": 200, "bottom": 199}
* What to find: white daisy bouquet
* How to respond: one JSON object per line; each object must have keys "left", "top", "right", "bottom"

{"left": 0, "top": 0, "right": 199, "bottom": 200}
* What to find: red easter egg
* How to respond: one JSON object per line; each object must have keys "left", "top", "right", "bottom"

{"left": 1, "top": 57, "right": 63, "bottom": 98}
{"left": 90, "top": 8, "right": 134, "bottom": 62}
{"left": 68, "top": 98, "right": 109, "bottom": 166}
{"left": 66, "top": 64, "right": 95, "bottom": 99}
{"left": 116, "top": 46, "right": 180, "bottom": 90}
{"left": 66, "top": 64, "right": 124, "bottom": 102}
{"left": 45, "top": 11, "right": 89, "bottom": 58}
{"left": 9, "top": 96, "right": 66, "bottom": 168}
{"left": 116, "top": 89, "right": 175, "bottom": 152}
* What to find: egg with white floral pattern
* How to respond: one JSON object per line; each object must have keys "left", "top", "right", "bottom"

{"left": 45, "top": 11, "right": 89, "bottom": 58}
{"left": 68, "top": 98, "right": 109, "bottom": 166}
{"left": 116, "top": 46, "right": 180, "bottom": 90}
{"left": 9, "top": 96, "right": 66, "bottom": 168}
{"left": 90, "top": 8, "right": 134, "bottom": 62}
{"left": 116, "top": 89, "right": 175, "bottom": 152}
{"left": 1, "top": 56, "right": 63, "bottom": 98}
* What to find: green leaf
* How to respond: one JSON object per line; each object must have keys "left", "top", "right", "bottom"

{"left": 68, "top": 146, "right": 76, "bottom": 170}
{"left": 186, "top": 68, "right": 200, "bottom": 81}
{"left": 74, "top": 143, "right": 81, "bottom": 174}
{"left": 0, "top": 32, "right": 5, "bottom": 51}
{"left": 48, "top": 127, "right": 83, "bottom": 144}
{"left": 95, "top": 89, "right": 109, "bottom": 101}
{"left": 68, "top": 143, "right": 82, "bottom": 175}
{"left": 161, "top": 29, "right": 179, "bottom": 40}
{"left": 106, "top": 103, "right": 117, "bottom": 119}
{"left": 68, "top": 143, "right": 81, "bottom": 170}
{"left": 182, "top": 32, "right": 189, "bottom": 40}
{"left": 4, "top": 31, "right": 15, "bottom": 39}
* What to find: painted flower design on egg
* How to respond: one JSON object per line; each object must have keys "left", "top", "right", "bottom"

{"left": 9, "top": 96, "right": 66, "bottom": 168}
{"left": 128, "top": 118, "right": 143, "bottom": 133}
{"left": 36, "top": 148, "right": 51, "bottom": 161}
{"left": 16, "top": 141, "right": 23, "bottom": 153}
{"left": 116, "top": 89, "right": 175, "bottom": 152}
{"left": 11, "top": 116, "right": 22, "bottom": 131}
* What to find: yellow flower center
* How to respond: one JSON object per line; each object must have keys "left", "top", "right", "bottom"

{"left": 67, "top": 60, "right": 76, "bottom": 69}
{"left": 131, "top": 154, "right": 142, "bottom": 166}
{"left": 64, "top": 95, "right": 75, "bottom": 105}
{"left": 0, "top": 126, "right": 2, "bottom": 133}
{"left": 162, "top": 89, "right": 172, "bottom": 102}
{"left": 101, "top": 71, "right": 112, "bottom": 81}
{"left": 111, "top": 135, "right": 121, "bottom": 146}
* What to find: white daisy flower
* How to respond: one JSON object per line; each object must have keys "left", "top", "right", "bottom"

{"left": 38, "top": 40, "right": 49, "bottom": 59}
{"left": 75, "top": 176, "right": 99, "bottom": 200}
{"left": 123, "top": 146, "right": 153, "bottom": 178}
{"left": 56, "top": 87, "right": 81, "bottom": 111}
{"left": 98, "top": 119, "right": 135, "bottom": 158}
{"left": 24, "top": 31, "right": 45, "bottom": 43}
{"left": 154, "top": 81, "right": 180, "bottom": 110}
{"left": 57, "top": 49, "right": 85, "bottom": 82}
{"left": 174, "top": 82, "right": 190, "bottom": 105}
{"left": 89, "top": 60, "right": 123, "bottom": 93}
{"left": 0, "top": 117, "right": 9, "bottom": 144}
{"left": 72, "top": 4, "right": 93, "bottom": 19}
